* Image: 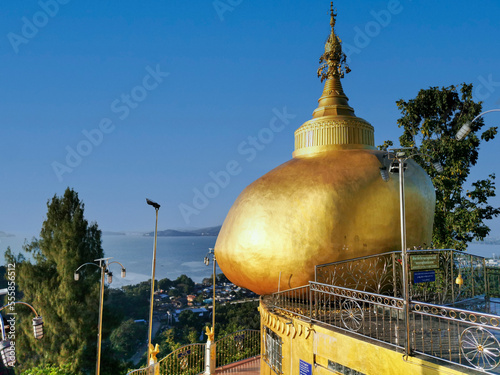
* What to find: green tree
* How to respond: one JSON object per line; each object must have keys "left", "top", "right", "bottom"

{"left": 110, "top": 319, "right": 147, "bottom": 359}
{"left": 214, "top": 301, "right": 259, "bottom": 339}
{"left": 20, "top": 364, "right": 76, "bottom": 375}
{"left": 4, "top": 188, "right": 104, "bottom": 373}
{"left": 173, "top": 275, "right": 194, "bottom": 294}
{"left": 157, "top": 277, "right": 172, "bottom": 291}
{"left": 393, "top": 84, "right": 500, "bottom": 250}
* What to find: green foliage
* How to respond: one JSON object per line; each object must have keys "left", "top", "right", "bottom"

{"left": 110, "top": 319, "right": 147, "bottom": 359}
{"left": 394, "top": 84, "right": 500, "bottom": 250}
{"left": 377, "top": 139, "right": 394, "bottom": 151}
{"left": 173, "top": 275, "right": 195, "bottom": 294}
{"left": 20, "top": 364, "right": 76, "bottom": 375}
{"left": 3, "top": 188, "right": 130, "bottom": 374}
{"left": 4, "top": 188, "right": 104, "bottom": 373}
{"left": 213, "top": 301, "right": 260, "bottom": 339}
{"left": 157, "top": 277, "right": 172, "bottom": 291}
{"left": 111, "top": 281, "right": 150, "bottom": 320}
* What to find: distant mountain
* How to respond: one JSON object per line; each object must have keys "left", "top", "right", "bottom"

{"left": 103, "top": 231, "right": 126, "bottom": 236}
{"left": 145, "top": 225, "right": 221, "bottom": 237}
{"left": 189, "top": 226, "right": 222, "bottom": 236}
{"left": 473, "top": 238, "right": 500, "bottom": 245}
{"left": 0, "top": 231, "right": 14, "bottom": 238}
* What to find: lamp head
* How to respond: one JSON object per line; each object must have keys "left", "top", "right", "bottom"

{"left": 0, "top": 340, "right": 15, "bottom": 367}
{"left": 456, "top": 122, "right": 471, "bottom": 141}
{"left": 146, "top": 198, "right": 161, "bottom": 210}
{"left": 107, "top": 272, "right": 113, "bottom": 284}
{"left": 32, "top": 316, "right": 43, "bottom": 340}
{"left": 455, "top": 273, "right": 464, "bottom": 286}
{"left": 74, "top": 272, "right": 79, "bottom": 281}
{"left": 121, "top": 268, "right": 126, "bottom": 278}
{"left": 432, "top": 161, "right": 444, "bottom": 174}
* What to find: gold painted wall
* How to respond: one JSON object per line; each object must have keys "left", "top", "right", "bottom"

{"left": 259, "top": 301, "right": 468, "bottom": 375}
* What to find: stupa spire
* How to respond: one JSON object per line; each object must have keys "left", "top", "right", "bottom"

{"left": 293, "top": 3, "right": 374, "bottom": 157}
{"left": 317, "top": 2, "right": 351, "bottom": 81}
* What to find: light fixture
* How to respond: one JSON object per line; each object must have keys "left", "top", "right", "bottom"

{"left": 32, "top": 316, "right": 43, "bottom": 340}
{"left": 146, "top": 198, "right": 161, "bottom": 210}
{"left": 107, "top": 271, "right": 113, "bottom": 284}
{"left": 74, "top": 272, "right": 79, "bottom": 281}
{"left": 0, "top": 340, "right": 15, "bottom": 367}
{"left": 432, "top": 161, "right": 444, "bottom": 174}
{"left": 456, "top": 274, "right": 464, "bottom": 286}
{"left": 456, "top": 122, "right": 471, "bottom": 140}
{"left": 379, "top": 167, "right": 389, "bottom": 182}
{"left": 121, "top": 268, "right": 126, "bottom": 278}
{"left": 455, "top": 109, "right": 500, "bottom": 140}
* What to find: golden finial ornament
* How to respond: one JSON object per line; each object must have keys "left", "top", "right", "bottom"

{"left": 317, "top": 2, "right": 351, "bottom": 81}
{"left": 205, "top": 326, "right": 215, "bottom": 342}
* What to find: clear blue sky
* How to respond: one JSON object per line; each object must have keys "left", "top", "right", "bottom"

{"left": 1, "top": 0, "right": 500, "bottom": 236}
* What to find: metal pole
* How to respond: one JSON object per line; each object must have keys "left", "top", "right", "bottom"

{"left": 399, "top": 158, "right": 411, "bottom": 356}
{"left": 148, "top": 208, "right": 159, "bottom": 361}
{"left": 96, "top": 263, "right": 105, "bottom": 375}
{"left": 212, "top": 254, "right": 216, "bottom": 332}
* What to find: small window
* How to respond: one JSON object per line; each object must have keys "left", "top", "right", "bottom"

{"left": 264, "top": 327, "right": 282, "bottom": 374}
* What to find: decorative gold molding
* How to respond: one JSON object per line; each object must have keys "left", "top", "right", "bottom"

{"left": 294, "top": 118, "right": 375, "bottom": 155}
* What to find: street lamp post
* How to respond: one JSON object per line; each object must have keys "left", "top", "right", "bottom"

{"left": 75, "top": 257, "right": 126, "bottom": 375}
{"left": 203, "top": 248, "right": 216, "bottom": 375}
{"left": 387, "top": 147, "right": 443, "bottom": 357}
{"left": 146, "top": 198, "right": 160, "bottom": 363}
{"left": 204, "top": 248, "right": 216, "bottom": 332}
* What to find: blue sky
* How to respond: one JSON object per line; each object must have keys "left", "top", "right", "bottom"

{"left": 1, "top": 0, "right": 499, "bottom": 236}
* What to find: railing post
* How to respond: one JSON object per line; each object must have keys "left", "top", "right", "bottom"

{"left": 450, "top": 251, "right": 455, "bottom": 304}
{"left": 470, "top": 254, "right": 475, "bottom": 297}
{"left": 392, "top": 253, "right": 397, "bottom": 297}
{"left": 484, "top": 258, "right": 490, "bottom": 300}
{"left": 204, "top": 328, "right": 215, "bottom": 375}
{"left": 309, "top": 283, "right": 313, "bottom": 320}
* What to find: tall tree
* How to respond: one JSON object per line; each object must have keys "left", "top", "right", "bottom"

{"left": 5, "top": 188, "right": 103, "bottom": 373}
{"left": 392, "top": 83, "right": 499, "bottom": 250}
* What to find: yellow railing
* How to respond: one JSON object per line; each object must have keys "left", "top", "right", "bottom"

{"left": 126, "top": 329, "right": 260, "bottom": 375}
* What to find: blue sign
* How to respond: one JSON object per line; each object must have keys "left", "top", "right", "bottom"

{"left": 299, "top": 359, "right": 312, "bottom": 375}
{"left": 414, "top": 270, "right": 436, "bottom": 284}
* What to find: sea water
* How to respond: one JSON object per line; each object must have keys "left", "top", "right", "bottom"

{"left": 2, "top": 233, "right": 499, "bottom": 289}
{"left": 0, "top": 234, "right": 218, "bottom": 288}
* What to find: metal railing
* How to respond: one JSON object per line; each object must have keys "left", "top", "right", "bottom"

{"left": 315, "top": 249, "right": 490, "bottom": 305}
{"left": 127, "top": 343, "right": 205, "bottom": 375}
{"left": 215, "top": 329, "right": 260, "bottom": 369}
{"left": 126, "top": 329, "right": 260, "bottom": 375}
{"left": 310, "top": 282, "right": 405, "bottom": 347}
{"left": 488, "top": 267, "right": 500, "bottom": 298}
{"left": 266, "top": 279, "right": 500, "bottom": 373}
{"left": 410, "top": 301, "right": 500, "bottom": 371}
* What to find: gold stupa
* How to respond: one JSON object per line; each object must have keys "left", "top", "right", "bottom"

{"left": 215, "top": 4, "right": 436, "bottom": 295}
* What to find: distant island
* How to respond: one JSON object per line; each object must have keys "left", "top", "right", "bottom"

{"left": 473, "top": 238, "right": 500, "bottom": 245}
{"left": 102, "top": 231, "right": 126, "bottom": 236}
{"left": 145, "top": 225, "right": 221, "bottom": 237}
{"left": 0, "top": 231, "right": 14, "bottom": 238}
